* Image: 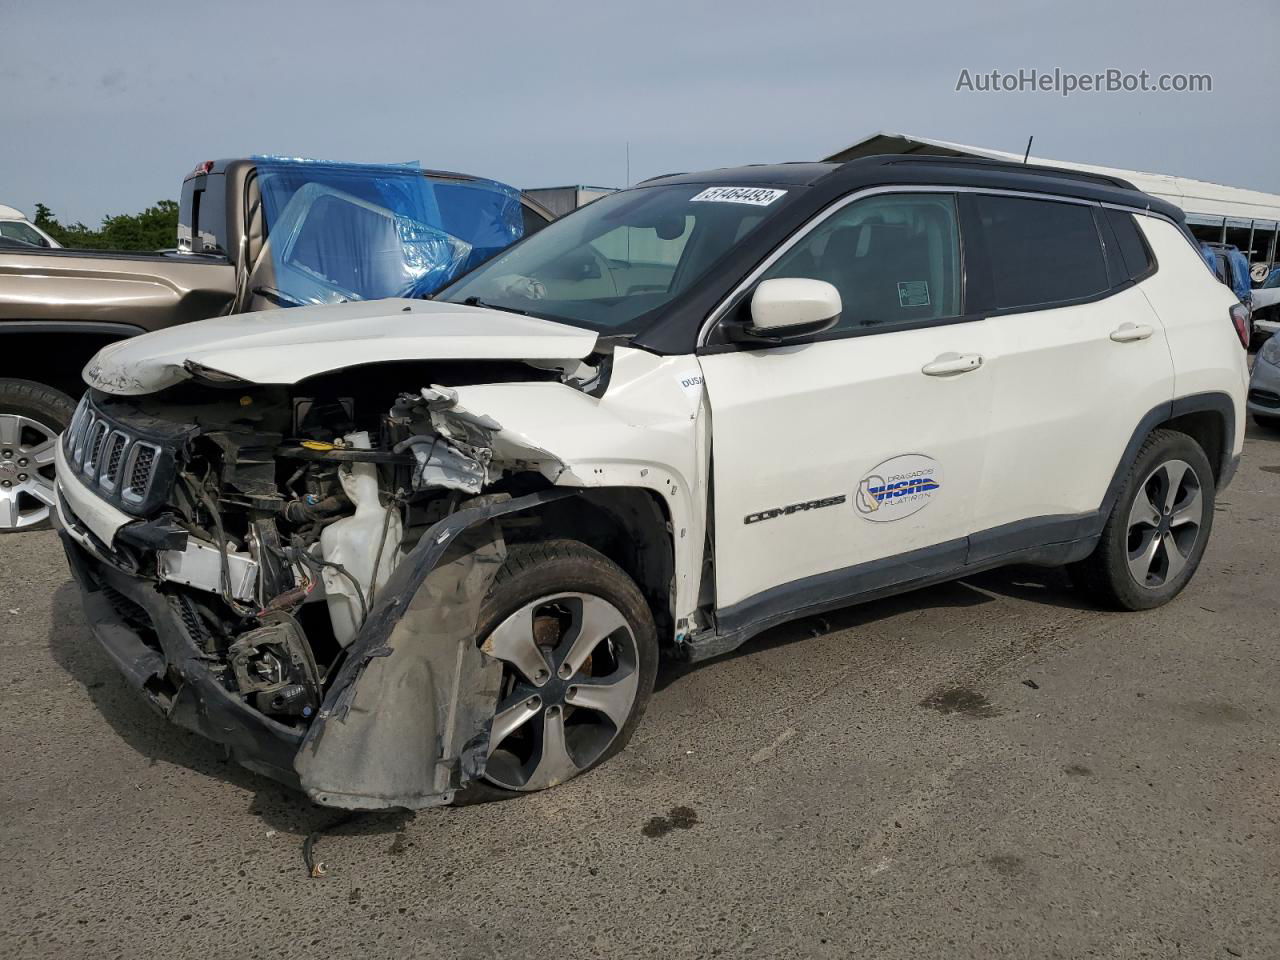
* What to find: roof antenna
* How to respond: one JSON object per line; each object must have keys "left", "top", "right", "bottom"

{"left": 1022, "top": 136, "right": 1034, "bottom": 164}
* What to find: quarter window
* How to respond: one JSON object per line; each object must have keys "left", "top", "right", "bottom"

{"left": 973, "top": 194, "right": 1108, "bottom": 309}
{"left": 1104, "top": 208, "right": 1154, "bottom": 280}
{"left": 758, "top": 193, "right": 962, "bottom": 332}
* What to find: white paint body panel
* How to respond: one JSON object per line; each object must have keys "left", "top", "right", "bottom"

{"left": 974, "top": 283, "right": 1174, "bottom": 530}
{"left": 1134, "top": 217, "right": 1249, "bottom": 459}
{"left": 450, "top": 347, "right": 710, "bottom": 623}
{"left": 698, "top": 325, "right": 996, "bottom": 608}
{"left": 82, "top": 298, "right": 599, "bottom": 396}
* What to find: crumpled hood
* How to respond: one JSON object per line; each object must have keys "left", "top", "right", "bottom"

{"left": 83, "top": 298, "right": 599, "bottom": 396}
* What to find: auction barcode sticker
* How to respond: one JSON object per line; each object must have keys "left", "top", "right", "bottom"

{"left": 690, "top": 186, "right": 788, "bottom": 206}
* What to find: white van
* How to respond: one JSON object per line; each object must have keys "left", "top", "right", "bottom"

{"left": 0, "top": 204, "right": 60, "bottom": 248}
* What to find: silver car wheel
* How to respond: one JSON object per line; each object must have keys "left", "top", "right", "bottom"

{"left": 0, "top": 414, "right": 59, "bottom": 531}
{"left": 481, "top": 592, "right": 640, "bottom": 792}
{"left": 1126, "top": 458, "right": 1203, "bottom": 588}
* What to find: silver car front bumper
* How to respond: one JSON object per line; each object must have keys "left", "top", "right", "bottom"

{"left": 1247, "top": 352, "right": 1280, "bottom": 421}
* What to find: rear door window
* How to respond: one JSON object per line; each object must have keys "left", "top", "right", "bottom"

{"left": 973, "top": 194, "right": 1109, "bottom": 310}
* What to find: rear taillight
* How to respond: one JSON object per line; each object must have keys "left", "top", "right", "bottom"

{"left": 1229, "top": 303, "right": 1250, "bottom": 349}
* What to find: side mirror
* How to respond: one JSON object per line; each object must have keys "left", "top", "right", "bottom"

{"left": 733, "top": 278, "right": 842, "bottom": 342}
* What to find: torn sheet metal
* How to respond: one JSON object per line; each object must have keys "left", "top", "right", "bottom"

{"left": 295, "top": 488, "right": 575, "bottom": 809}
{"left": 392, "top": 385, "right": 565, "bottom": 495}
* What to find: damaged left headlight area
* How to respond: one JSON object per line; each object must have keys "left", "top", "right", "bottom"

{"left": 56, "top": 369, "right": 569, "bottom": 795}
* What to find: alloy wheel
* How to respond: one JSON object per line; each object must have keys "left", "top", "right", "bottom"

{"left": 0, "top": 414, "right": 58, "bottom": 531}
{"left": 1126, "top": 458, "right": 1204, "bottom": 588}
{"left": 481, "top": 592, "right": 640, "bottom": 791}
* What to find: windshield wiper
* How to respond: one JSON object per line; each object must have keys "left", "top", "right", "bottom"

{"left": 461, "top": 296, "right": 529, "bottom": 316}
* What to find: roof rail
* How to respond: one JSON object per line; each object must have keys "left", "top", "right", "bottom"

{"left": 637, "top": 171, "right": 690, "bottom": 185}
{"left": 869, "top": 153, "right": 1137, "bottom": 191}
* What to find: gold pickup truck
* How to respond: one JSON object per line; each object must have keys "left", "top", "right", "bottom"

{"left": 0, "top": 158, "right": 552, "bottom": 531}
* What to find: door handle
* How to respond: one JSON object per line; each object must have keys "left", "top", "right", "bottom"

{"left": 1110, "top": 322, "right": 1154, "bottom": 343}
{"left": 921, "top": 352, "right": 984, "bottom": 376}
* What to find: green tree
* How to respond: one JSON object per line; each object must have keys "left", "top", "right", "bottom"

{"left": 32, "top": 200, "right": 179, "bottom": 251}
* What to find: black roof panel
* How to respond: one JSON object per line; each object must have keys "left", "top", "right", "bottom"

{"left": 639, "top": 163, "right": 841, "bottom": 187}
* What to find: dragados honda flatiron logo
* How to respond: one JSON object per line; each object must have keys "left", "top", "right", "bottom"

{"left": 854, "top": 454, "right": 942, "bottom": 522}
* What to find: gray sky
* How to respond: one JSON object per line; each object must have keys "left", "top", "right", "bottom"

{"left": 2, "top": 0, "right": 1276, "bottom": 224}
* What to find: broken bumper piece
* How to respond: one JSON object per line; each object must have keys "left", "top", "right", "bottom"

{"left": 60, "top": 534, "right": 305, "bottom": 785}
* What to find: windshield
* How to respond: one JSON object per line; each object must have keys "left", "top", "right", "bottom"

{"left": 437, "top": 183, "right": 790, "bottom": 332}
{"left": 0, "top": 221, "right": 48, "bottom": 247}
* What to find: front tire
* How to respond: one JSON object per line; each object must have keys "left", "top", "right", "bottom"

{"left": 1071, "top": 429, "right": 1215, "bottom": 610}
{"left": 0, "top": 379, "right": 75, "bottom": 533}
{"left": 456, "top": 539, "right": 659, "bottom": 803}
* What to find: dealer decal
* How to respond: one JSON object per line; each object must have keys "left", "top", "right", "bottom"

{"left": 854, "top": 454, "right": 942, "bottom": 522}
{"left": 690, "top": 186, "right": 788, "bottom": 206}
{"left": 897, "top": 280, "right": 930, "bottom": 308}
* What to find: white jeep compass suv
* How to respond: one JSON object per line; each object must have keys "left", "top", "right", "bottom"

{"left": 52, "top": 155, "right": 1250, "bottom": 809}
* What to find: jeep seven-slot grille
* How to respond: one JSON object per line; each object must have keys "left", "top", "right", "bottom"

{"left": 129, "top": 445, "right": 157, "bottom": 491}
{"left": 62, "top": 394, "right": 175, "bottom": 516}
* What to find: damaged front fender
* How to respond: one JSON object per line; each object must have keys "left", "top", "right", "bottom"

{"left": 295, "top": 488, "right": 576, "bottom": 810}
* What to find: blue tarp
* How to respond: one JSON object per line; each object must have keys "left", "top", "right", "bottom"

{"left": 1200, "top": 243, "right": 1253, "bottom": 304}
{"left": 252, "top": 157, "right": 525, "bottom": 306}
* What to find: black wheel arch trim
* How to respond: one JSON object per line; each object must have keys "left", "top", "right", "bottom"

{"left": 1103, "top": 392, "right": 1237, "bottom": 512}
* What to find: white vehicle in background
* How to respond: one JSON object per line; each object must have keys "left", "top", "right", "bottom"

{"left": 1250, "top": 269, "right": 1280, "bottom": 337}
{"left": 53, "top": 155, "right": 1249, "bottom": 810}
{"left": 0, "top": 204, "right": 60, "bottom": 248}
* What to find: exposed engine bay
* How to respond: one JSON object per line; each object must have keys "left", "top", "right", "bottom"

{"left": 56, "top": 329, "right": 705, "bottom": 809}
{"left": 58, "top": 358, "right": 596, "bottom": 734}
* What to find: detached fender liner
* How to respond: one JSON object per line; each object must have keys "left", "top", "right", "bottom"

{"left": 296, "top": 488, "right": 576, "bottom": 810}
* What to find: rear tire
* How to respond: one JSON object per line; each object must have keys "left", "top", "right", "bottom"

{"left": 0, "top": 379, "right": 76, "bottom": 533}
{"left": 1070, "top": 429, "right": 1215, "bottom": 610}
{"left": 454, "top": 539, "right": 659, "bottom": 804}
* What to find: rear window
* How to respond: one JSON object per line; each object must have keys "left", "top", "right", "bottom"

{"left": 1105, "top": 208, "right": 1154, "bottom": 280}
{"left": 974, "top": 194, "right": 1109, "bottom": 310}
{"left": 179, "top": 175, "right": 227, "bottom": 255}
{"left": 287, "top": 193, "right": 404, "bottom": 299}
